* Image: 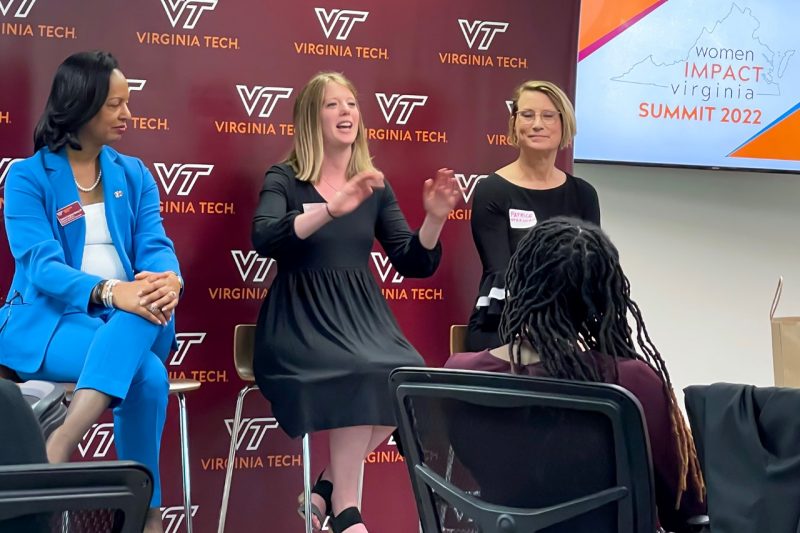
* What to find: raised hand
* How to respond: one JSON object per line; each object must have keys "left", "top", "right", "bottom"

{"left": 327, "top": 170, "right": 385, "bottom": 218}
{"left": 422, "top": 168, "right": 460, "bottom": 222}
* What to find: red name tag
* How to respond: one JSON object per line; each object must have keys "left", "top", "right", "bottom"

{"left": 56, "top": 201, "right": 85, "bottom": 227}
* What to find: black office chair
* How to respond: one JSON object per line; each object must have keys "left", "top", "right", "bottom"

{"left": 390, "top": 367, "right": 657, "bottom": 533}
{"left": 0, "top": 379, "right": 152, "bottom": 533}
{"left": 0, "top": 461, "right": 153, "bottom": 533}
{"left": 17, "top": 380, "right": 68, "bottom": 439}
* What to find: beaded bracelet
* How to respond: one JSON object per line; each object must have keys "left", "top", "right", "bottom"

{"left": 102, "top": 279, "right": 121, "bottom": 308}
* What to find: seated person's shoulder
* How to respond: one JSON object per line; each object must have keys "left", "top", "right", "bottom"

{"left": 262, "top": 163, "right": 299, "bottom": 189}
{"left": 108, "top": 147, "right": 141, "bottom": 168}
{"left": 614, "top": 359, "right": 672, "bottom": 412}
{"left": 444, "top": 350, "right": 511, "bottom": 373}
{"left": 4, "top": 154, "right": 43, "bottom": 185}
{"left": 105, "top": 148, "right": 150, "bottom": 183}
{"left": 267, "top": 163, "right": 296, "bottom": 179}
{"left": 616, "top": 358, "right": 662, "bottom": 384}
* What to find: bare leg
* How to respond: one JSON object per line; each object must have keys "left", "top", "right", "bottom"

{"left": 301, "top": 426, "right": 393, "bottom": 531}
{"left": 329, "top": 426, "right": 370, "bottom": 532}
{"left": 364, "top": 426, "right": 394, "bottom": 457}
{"left": 143, "top": 508, "right": 164, "bottom": 533}
{"left": 46, "top": 388, "right": 111, "bottom": 463}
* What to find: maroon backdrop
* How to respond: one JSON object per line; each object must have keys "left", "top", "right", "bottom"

{"left": 0, "top": 1, "right": 580, "bottom": 531}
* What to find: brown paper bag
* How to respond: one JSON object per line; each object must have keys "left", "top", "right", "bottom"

{"left": 770, "top": 277, "right": 800, "bottom": 387}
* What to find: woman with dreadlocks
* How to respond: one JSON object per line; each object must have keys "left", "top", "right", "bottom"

{"left": 446, "top": 217, "right": 705, "bottom": 532}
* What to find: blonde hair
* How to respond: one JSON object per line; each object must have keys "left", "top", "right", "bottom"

{"left": 507, "top": 80, "right": 577, "bottom": 149}
{"left": 285, "top": 72, "right": 375, "bottom": 183}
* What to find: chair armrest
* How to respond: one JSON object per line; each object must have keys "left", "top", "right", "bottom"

{"left": 0, "top": 461, "right": 152, "bottom": 533}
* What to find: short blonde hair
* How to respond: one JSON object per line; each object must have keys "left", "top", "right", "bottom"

{"left": 286, "top": 72, "right": 375, "bottom": 183}
{"left": 507, "top": 80, "right": 577, "bottom": 149}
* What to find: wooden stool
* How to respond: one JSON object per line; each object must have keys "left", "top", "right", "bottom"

{"left": 450, "top": 324, "right": 468, "bottom": 355}
{"left": 217, "top": 325, "right": 315, "bottom": 533}
{"left": 217, "top": 325, "right": 366, "bottom": 533}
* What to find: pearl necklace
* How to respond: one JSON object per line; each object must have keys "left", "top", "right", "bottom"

{"left": 75, "top": 168, "right": 102, "bottom": 193}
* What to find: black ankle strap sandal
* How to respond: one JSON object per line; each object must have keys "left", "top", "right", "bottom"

{"left": 312, "top": 475, "right": 334, "bottom": 516}
{"left": 297, "top": 473, "right": 334, "bottom": 528}
{"left": 330, "top": 506, "right": 363, "bottom": 533}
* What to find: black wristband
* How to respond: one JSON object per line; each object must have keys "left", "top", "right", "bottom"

{"left": 325, "top": 203, "right": 338, "bottom": 219}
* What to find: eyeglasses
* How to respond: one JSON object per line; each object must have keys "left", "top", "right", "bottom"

{"left": 515, "top": 110, "right": 561, "bottom": 125}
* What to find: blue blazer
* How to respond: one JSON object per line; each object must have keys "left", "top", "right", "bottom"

{"left": 0, "top": 146, "right": 181, "bottom": 373}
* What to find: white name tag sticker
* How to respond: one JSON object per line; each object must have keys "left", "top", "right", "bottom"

{"left": 302, "top": 202, "right": 326, "bottom": 213}
{"left": 508, "top": 209, "right": 537, "bottom": 229}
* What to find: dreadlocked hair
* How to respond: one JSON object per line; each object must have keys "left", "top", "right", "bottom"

{"left": 498, "top": 217, "right": 704, "bottom": 507}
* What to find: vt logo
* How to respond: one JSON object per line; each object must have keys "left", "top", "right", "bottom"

{"left": 78, "top": 422, "right": 115, "bottom": 458}
{"left": 160, "top": 0, "right": 217, "bottom": 30}
{"left": 375, "top": 93, "right": 428, "bottom": 125}
{"left": 457, "top": 19, "right": 509, "bottom": 51}
{"left": 170, "top": 332, "right": 207, "bottom": 366}
{"left": 236, "top": 85, "right": 293, "bottom": 118}
{"left": 231, "top": 250, "right": 275, "bottom": 284}
{"left": 0, "top": 157, "right": 22, "bottom": 187}
{"left": 128, "top": 79, "right": 147, "bottom": 92}
{"left": 314, "top": 7, "right": 369, "bottom": 40}
{"left": 153, "top": 163, "right": 214, "bottom": 196}
{"left": 0, "top": 0, "right": 38, "bottom": 18}
{"left": 455, "top": 173, "right": 488, "bottom": 203}
{"left": 160, "top": 505, "right": 199, "bottom": 533}
{"left": 224, "top": 417, "right": 279, "bottom": 451}
{"left": 371, "top": 252, "right": 404, "bottom": 284}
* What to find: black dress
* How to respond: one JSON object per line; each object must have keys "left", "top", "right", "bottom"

{"left": 251, "top": 164, "right": 439, "bottom": 438}
{"left": 466, "top": 173, "right": 600, "bottom": 351}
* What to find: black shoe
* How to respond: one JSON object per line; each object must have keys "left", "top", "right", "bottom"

{"left": 297, "top": 472, "right": 334, "bottom": 529}
{"left": 330, "top": 506, "right": 363, "bottom": 533}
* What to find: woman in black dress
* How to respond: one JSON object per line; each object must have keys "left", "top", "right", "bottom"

{"left": 465, "top": 80, "right": 601, "bottom": 352}
{"left": 251, "top": 71, "right": 460, "bottom": 533}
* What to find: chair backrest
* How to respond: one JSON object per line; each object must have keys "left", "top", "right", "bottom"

{"left": 233, "top": 324, "right": 256, "bottom": 381}
{"left": 17, "top": 381, "right": 67, "bottom": 439}
{"left": 685, "top": 383, "right": 800, "bottom": 533}
{"left": 390, "top": 367, "right": 656, "bottom": 533}
{"left": 449, "top": 325, "right": 468, "bottom": 356}
{"left": 0, "top": 461, "right": 153, "bottom": 533}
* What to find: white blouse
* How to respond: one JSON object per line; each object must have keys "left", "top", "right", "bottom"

{"left": 80, "top": 203, "right": 127, "bottom": 280}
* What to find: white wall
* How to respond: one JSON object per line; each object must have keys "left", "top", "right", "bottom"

{"left": 575, "top": 162, "right": 800, "bottom": 396}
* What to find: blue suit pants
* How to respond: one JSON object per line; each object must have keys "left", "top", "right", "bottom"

{"left": 18, "top": 309, "right": 169, "bottom": 507}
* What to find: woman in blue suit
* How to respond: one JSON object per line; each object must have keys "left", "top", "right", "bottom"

{"left": 0, "top": 51, "right": 182, "bottom": 533}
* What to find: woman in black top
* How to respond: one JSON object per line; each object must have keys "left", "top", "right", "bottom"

{"left": 251, "top": 72, "right": 459, "bottom": 533}
{"left": 466, "top": 80, "right": 600, "bottom": 351}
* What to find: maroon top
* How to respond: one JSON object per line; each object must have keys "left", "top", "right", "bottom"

{"left": 445, "top": 350, "right": 705, "bottom": 533}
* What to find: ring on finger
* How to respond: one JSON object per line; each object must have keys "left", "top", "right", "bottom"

{"left": 149, "top": 304, "right": 160, "bottom": 314}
